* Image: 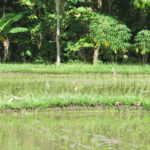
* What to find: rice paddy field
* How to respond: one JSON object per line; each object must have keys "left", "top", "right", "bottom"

{"left": 0, "top": 72, "right": 149, "bottom": 109}
{"left": 0, "top": 64, "right": 149, "bottom": 150}
{"left": 0, "top": 110, "right": 149, "bottom": 150}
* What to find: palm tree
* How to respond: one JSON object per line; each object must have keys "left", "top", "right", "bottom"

{"left": 0, "top": 11, "right": 28, "bottom": 62}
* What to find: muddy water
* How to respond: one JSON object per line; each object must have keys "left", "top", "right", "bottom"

{"left": 0, "top": 109, "right": 149, "bottom": 150}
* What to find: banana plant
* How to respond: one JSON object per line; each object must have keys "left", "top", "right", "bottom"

{"left": 0, "top": 11, "right": 28, "bottom": 62}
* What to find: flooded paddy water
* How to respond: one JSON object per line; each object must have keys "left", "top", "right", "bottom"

{"left": 0, "top": 109, "right": 149, "bottom": 150}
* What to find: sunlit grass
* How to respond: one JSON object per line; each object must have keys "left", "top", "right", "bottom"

{"left": 0, "top": 63, "right": 150, "bottom": 74}
{"left": 0, "top": 94, "right": 149, "bottom": 110}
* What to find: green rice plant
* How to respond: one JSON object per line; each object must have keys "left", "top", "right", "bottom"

{"left": 0, "top": 73, "right": 149, "bottom": 110}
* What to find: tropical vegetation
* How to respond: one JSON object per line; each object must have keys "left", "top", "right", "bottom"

{"left": 0, "top": 0, "right": 150, "bottom": 64}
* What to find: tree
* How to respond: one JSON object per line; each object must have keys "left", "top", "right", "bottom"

{"left": 0, "top": 0, "right": 149, "bottom": 64}
{"left": 62, "top": 7, "right": 131, "bottom": 64}
{"left": 89, "top": 14, "right": 131, "bottom": 64}
{"left": 61, "top": 7, "right": 94, "bottom": 63}
{"left": 135, "top": 30, "right": 150, "bottom": 64}
{"left": 131, "top": 0, "right": 150, "bottom": 31}
{"left": 0, "top": 11, "right": 28, "bottom": 62}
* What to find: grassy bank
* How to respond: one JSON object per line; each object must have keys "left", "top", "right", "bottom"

{"left": 0, "top": 73, "right": 149, "bottom": 110}
{"left": 0, "top": 94, "right": 149, "bottom": 110}
{"left": 0, "top": 63, "right": 150, "bottom": 74}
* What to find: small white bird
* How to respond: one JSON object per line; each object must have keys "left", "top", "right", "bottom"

{"left": 72, "top": 81, "right": 78, "bottom": 92}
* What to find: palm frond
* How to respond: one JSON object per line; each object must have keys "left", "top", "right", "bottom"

{"left": 0, "top": 13, "right": 16, "bottom": 32}
{"left": 1, "top": 11, "right": 28, "bottom": 34}
{"left": 8, "top": 27, "right": 28, "bottom": 34}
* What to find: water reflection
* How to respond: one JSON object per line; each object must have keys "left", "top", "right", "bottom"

{"left": 0, "top": 109, "right": 149, "bottom": 150}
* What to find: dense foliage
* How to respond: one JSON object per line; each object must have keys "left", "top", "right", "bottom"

{"left": 0, "top": 0, "right": 150, "bottom": 64}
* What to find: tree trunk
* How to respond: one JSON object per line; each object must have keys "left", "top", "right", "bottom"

{"left": 55, "top": 0, "right": 61, "bottom": 65}
{"left": 98, "top": 0, "right": 102, "bottom": 8}
{"left": 2, "top": 36, "right": 9, "bottom": 62}
{"left": 2, "top": 0, "right": 6, "bottom": 17}
{"left": 145, "top": 54, "right": 148, "bottom": 64}
{"left": 80, "top": 49, "right": 86, "bottom": 62}
{"left": 37, "top": 32, "right": 42, "bottom": 50}
{"left": 93, "top": 47, "right": 99, "bottom": 65}
{"left": 142, "top": 54, "right": 148, "bottom": 64}
{"left": 115, "top": 53, "right": 118, "bottom": 63}
{"left": 108, "top": 0, "right": 112, "bottom": 14}
{"left": 37, "top": 32, "right": 43, "bottom": 57}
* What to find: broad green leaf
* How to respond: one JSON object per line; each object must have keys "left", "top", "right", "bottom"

{"left": 0, "top": 13, "right": 15, "bottom": 32}
{"left": 2, "top": 11, "right": 28, "bottom": 34}
{"left": 8, "top": 27, "right": 28, "bottom": 34}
